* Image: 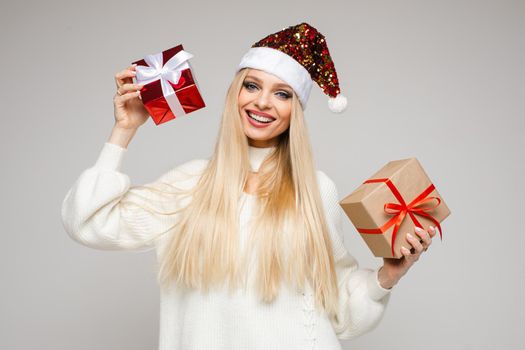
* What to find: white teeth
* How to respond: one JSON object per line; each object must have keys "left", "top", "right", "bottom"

{"left": 248, "top": 112, "right": 274, "bottom": 123}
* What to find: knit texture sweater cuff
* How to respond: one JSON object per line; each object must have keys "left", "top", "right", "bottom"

{"left": 367, "top": 266, "right": 393, "bottom": 301}
{"left": 95, "top": 142, "right": 127, "bottom": 170}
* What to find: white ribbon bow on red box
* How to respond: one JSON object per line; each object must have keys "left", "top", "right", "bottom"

{"left": 135, "top": 49, "right": 194, "bottom": 117}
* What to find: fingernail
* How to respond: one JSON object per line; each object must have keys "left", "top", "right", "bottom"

{"left": 407, "top": 233, "right": 413, "bottom": 239}
{"left": 415, "top": 227, "right": 423, "bottom": 232}
{"left": 132, "top": 63, "right": 137, "bottom": 66}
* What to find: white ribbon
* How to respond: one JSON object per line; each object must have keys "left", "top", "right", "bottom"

{"left": 135, "top": 49, "right": 194, "bottom": 119}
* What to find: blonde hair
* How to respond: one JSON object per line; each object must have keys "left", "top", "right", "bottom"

{"left": 127, "top": 68, "right": 340, "bottom": 319}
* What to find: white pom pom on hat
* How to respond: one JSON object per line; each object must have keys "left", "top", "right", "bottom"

{"left": 328, "top": 94, "right": 348, "bottom": 113}
{"left": 237, "top": 22, "right": 348, "bottom": 114}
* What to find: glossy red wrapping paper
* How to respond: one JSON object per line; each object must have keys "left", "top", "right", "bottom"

{"left": 132, "top": 44, "right": 205, "bottom": 125}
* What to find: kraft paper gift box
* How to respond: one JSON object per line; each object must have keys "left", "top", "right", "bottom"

{"left": 339, "top": 158, "right": 451, "bottom": 259}
{"left": 132, "top": 44, "right": 205, "bottom": 125}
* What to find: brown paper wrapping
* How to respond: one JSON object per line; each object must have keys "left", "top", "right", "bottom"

{"left": 339, "top": 158, "right": 451, "bottom": 259}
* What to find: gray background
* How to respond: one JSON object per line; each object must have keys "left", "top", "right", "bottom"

{"left": 1, "top": 0, "right": 523, "bottom": 349}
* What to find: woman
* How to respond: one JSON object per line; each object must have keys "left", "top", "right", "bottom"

{"left": 61, "top": 22, "right": 437, "bottom": 350}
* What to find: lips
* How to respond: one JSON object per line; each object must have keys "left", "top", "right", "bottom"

{"left": 245, "top": 110, "right": 275, "bottom": 128}
{"left": 246, "top": 109, "right": 276, "bottom": 120}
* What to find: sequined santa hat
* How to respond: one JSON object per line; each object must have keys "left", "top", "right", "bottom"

{"left": 237, "top": 22, "right": 348, "bottom": 113}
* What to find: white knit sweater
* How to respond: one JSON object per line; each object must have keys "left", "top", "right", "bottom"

{"left": 61, "top": 142, "right": 393, "bottom": 350}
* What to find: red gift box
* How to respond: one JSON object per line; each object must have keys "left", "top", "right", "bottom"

{"left": 132, "top": 44, "right": 205, "bottom": 125}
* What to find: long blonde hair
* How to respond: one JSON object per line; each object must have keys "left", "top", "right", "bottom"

{"left": 129, "top": 68, "right": 340, "bottom": 319}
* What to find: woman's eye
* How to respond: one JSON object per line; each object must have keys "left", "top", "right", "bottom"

{"left": 277, "top": 91, "right": 291, "bottom": 99}
{"left": 243, "top": 82, "right": 257, "bottom": 91}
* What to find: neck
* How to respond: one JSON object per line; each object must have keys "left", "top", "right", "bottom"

{"left": 248, "top": 144, "right": 276, "bottom": 172}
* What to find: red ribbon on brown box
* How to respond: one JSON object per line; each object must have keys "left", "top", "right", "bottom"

{"left": 356, "top": 177, "right": 443, "bottom": 258}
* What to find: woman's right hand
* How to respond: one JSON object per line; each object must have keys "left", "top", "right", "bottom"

{"left": 113, "top": 64, "right": 149, "bottom": 130}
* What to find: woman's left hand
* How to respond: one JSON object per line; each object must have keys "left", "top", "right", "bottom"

{"left": 378, "top": 226, "right": 438, "bottom": 289}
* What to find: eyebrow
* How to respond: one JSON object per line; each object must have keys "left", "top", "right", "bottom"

{"left": 245, "top": 75, "right": 292, "bottom": 90}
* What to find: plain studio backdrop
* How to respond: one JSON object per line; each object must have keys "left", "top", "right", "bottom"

{"left": 1, "top": 0, "right": 523, "bottom": 349}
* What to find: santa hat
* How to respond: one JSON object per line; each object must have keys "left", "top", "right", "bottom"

{"left": 237, "top": 22, "right": 347, "bottom": 113}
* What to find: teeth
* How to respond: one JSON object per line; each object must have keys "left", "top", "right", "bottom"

{"left": 248, "top": 112, "right": 274, "bottom": 123}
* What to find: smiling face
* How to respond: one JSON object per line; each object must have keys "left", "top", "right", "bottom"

{"left": 238, "top": 69, "right": 294, "bottom": 148}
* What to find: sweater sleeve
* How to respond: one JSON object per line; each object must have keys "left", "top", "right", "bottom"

{"left": 60, "top": 142, "right": 207, "bottom": 252}
{"left": 317, "top": 171, "right": 393, "bottom": 340}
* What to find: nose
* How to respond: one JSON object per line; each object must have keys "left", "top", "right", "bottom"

{"left": 254, "top": 90, "right": 272, "bottom": 110}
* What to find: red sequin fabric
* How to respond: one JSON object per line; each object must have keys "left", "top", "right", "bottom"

{"left": 251, "top": 22, "right": 340, "bottom": 98}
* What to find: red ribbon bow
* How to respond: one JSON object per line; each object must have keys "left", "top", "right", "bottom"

{"left": 356, "top": 178, "right": 443, "bottom": 257}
